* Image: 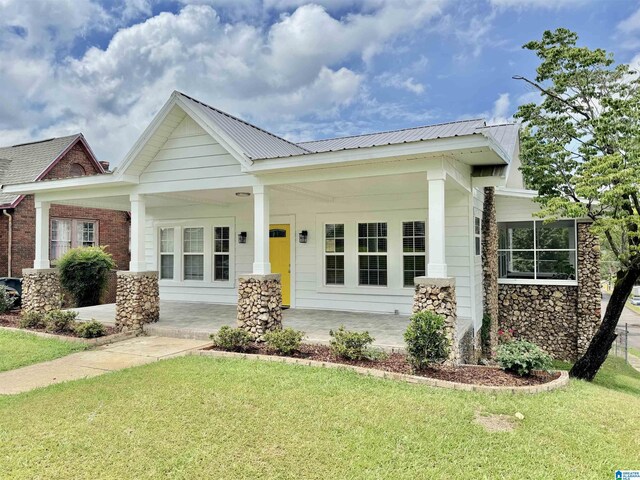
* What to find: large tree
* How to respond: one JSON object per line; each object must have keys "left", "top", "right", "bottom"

{"left": 514, "top": 28, "right": 640, "bottom": 381}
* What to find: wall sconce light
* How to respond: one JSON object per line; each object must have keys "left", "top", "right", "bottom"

{"left": 298, "top": 230, "right": 308, "bottom": 244}
{"left": 238, "top": 232, "right": 247, "bottom": 244}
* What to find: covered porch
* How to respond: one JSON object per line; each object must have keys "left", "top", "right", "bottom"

{"left": 72, "top": 301, "right": 409, "bottom": 348}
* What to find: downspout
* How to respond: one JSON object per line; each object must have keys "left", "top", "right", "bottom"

{"left": 2, "top": 210, "right": 12, "bottom": 277}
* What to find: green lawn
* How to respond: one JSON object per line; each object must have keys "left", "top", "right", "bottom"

{"left": 0, "top": 330, "right": 87, "bottom": 372}
{"left": 0, "top": 355, "right": 638, "bottom": 479}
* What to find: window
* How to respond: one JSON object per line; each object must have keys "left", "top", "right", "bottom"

{"left": 402, "top": 221, "right": 426, "bottom": 287}
{"left": 183, "top": 227, "right": 204, "bottom": 281}
{"left": 50, "top": 218, "right": 97, "bottom": 261}
{"left": 358, "top": 222, "right": 387, "bottom": 286}
{"left": 498, "top": 220, "right": 576, "bottom": 281}
{"left": 325, "top": 224, "right": 344, "bottom": 285}
{"left": 475, "top": 216, "right": 481, "bottom": 256}
{"left": 159, "top": 228, "right": 174, "bottom": 280}
{"left": 70, "top": 163, "right": 85, "bottom": 176}
{"left": 214, "top": 227, "right": 230, "bottom": 281}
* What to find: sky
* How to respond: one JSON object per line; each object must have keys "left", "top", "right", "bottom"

{"left": 1, "top": 0, "right": 639, "bottom": 166}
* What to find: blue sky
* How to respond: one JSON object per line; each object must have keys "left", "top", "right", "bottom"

{"left": 1, "top": 0, "right": 639, "bottom": 165}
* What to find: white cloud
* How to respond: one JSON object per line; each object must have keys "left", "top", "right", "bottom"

{"left": 618, "top": 7, "right": 640, "bottom": 34}
{"left": 0, "top": 1, "right": 443, "bottom": 164}
{"left": 378, "top": 73, "right": 425, "bottom": 94}
{"left": 489, "top": 0, "right": 588, "bottom": 9}
{"left": 488, "top": 93, "right": 512, "bottom": 124}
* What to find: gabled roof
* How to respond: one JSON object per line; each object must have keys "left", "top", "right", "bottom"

{"left": 0, "top": 134, "right": 104, "bottom": 208}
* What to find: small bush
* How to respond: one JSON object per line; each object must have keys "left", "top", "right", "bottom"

{"left": 57, "top": 246, "right": 116, "bottom": 307}
{"left": 44, "top": 310, "right": 78, "bottom": 334}
{"left": 19, "top": 311, "right": 45, "bottom": 329}
{"left": 210, "top": 326, "right": 253, "bottom": 352}
{"left": 264, "top": 328, "right": 305, "bottom": 355}
{"left": 498, "top": 327, "right": 516, "bottom": 344}
{"left": 329, "top": 326, "right": 377, "bottom": 360}
{"left": 0, "top": 285, "right": 15, "bottom": 314}
{"left": 496, "top": 339, "right": 552, "bottom": 376}
{"left": 404, "top": 311, "right": 450, "bottom": 370}
{"left": 75, "top": 319, "right": 107, "bottom": 338}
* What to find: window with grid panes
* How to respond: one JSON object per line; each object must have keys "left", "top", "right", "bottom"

{"left": 325, "top": 224, "right": 344, "bottom": 285}
{"left": 402, "top": 221, "right": 426, "bottom": 287}
{"left": 358, "top": 222, "right": 387, "bottom": 286}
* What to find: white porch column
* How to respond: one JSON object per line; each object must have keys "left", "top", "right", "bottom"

{"left": 427, "top": 172, "right": 447, "bottom": 278}
{"left": 129, "top": 193, "right": 147, "bottom": 272}
{"left": 252, "top": 185, "right": 271, "bottom": 274}
{"left": 33, "top": 200, "right": 51, "bottom": 269}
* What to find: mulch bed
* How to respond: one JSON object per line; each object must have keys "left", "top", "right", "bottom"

{"left": 0, "top": 311, "right": 117, "bottom": 338}
{"left": 204, "top": 343, "right": 559, "bottom": 387}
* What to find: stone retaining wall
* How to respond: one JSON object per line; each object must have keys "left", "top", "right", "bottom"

{"left": 576, "top": 223, "right": 601, "bottom": 355}
{"left": 237, "top": 274, "right": 282, "bottom": 340}
{"left": 115, "top": 271, "right": 159, "bottom": 331}
{"left": 21, "top": 268, "right": 62, "bottom": 314}
{"left": 413, "top": 277, "right": 459, "bottom": 364}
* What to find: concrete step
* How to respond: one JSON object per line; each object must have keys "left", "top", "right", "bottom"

{"left": 143, "top": 324, "right": 213, "bottom": 341}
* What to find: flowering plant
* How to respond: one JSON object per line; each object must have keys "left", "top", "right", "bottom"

{"left": 497, "top": 328, "right": 516, "bottom": 344}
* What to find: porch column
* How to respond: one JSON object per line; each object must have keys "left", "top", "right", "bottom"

{"left": 115, "top": 193, "right": 159, "bottom": 332}
{"left": 34, "top": 200, "right": 50, "bottom": 269}
{"left": 237, "top": 184, "right": 282, "bottom": 340}
{"left": 252, "top": 185, "right": 271, "bottom": 275}
{"left": 427, "top": 172, "right": 447, "bottom": 278}
{"left": 22, "top": 199, "right": 62, "bottom": 315}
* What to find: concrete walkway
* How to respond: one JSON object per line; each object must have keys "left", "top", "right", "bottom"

{"left": 72, "top": 301, "right": 409, "bottom": 347}
{"left": 0, "top": 336, "right": 211, "bottom": 395}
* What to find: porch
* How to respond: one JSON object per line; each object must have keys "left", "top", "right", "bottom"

{"left": 72, "top": 301, "right": 410, "bottom": 348}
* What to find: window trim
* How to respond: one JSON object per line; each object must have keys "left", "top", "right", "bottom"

{"left": 50, "top": 217, "right": 99, "bottom": 262}
{"left": 497, "top": 219, "right": 578, "bottom": 286}
{"left": 159, "top": 227, "right": 176, "bottom": 280}
{"left": 357, "top": 221, "right": 388, "bottom": 287}
{"left": 213, "top": 225, "right": 231, "bottom": 282}
{"left": 324, "top": 223, "right": 345, "bottom": 286}
{"left": 182, "top": 226, "right": 205, "bottom": 282}
{"left": 402, "top": 220, "right": 426, "bottom": 288}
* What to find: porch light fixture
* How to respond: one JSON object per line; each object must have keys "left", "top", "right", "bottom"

{"left": 298, "top": 230, "right": 308, "bottom": 244}
{"left": 238, "top": 231, "right": 247, "bottom": 244}
{"left": 235, "top": 192, "right": 251, "bottom": 197}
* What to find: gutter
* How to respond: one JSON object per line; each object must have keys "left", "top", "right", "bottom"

{"left": 2, "top": 210, "right": 12, "bottom": 277}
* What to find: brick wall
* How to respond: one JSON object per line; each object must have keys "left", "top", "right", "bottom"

{"left": 0, "top": 140, "right": 130, "bottom": 280}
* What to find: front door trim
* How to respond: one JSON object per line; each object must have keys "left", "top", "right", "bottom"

{"left": 270, "top": 214, "right": 296, "bottom": 308}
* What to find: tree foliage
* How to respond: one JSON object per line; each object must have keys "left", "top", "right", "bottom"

{"left": 514, "top": 28, "right": 640, "bottom": 380}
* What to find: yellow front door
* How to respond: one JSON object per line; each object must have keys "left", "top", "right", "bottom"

{"left": 269, "top": 224, "right": 291, "bottom": 307}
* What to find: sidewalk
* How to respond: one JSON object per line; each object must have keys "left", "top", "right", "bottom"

{"left": 0, "top": 336, "right": 211, "bottom": 395}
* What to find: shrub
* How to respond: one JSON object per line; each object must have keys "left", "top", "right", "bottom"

{"left": 75, "top": 319, "right": 107, "bottom": 338}
{"left": 404, "top": 311, "right": 450, "bottom": 370}
{"left": 498, "top": 327, "right": 516, "bottom": 344}
{"left": 264, "top": 328, "right": 305, "bottom": 355}
{"left": 210, "top": 326, "right": 253, "bottom": 352}
{"left": 0, "top": 285, "right": 15, "bottom": 314}
{"left": 44, "top": 310, "right": 78, "bottom": 334}
{"left": 19, "top": 311, "right": 45, "bottom": 329}
{"left": 57, "top": 246, "right": 116, "bottom": 307}
{"left": 496, "top": 340, "right": 552, "bottom": 376}
{"left": 329, "top": 326, "right": 377, "bottom": 360}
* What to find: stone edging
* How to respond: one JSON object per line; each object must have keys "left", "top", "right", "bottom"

{"left": 0, "top": 325, "right": 138, "bottom": 346}
{"left": 194, "top": 349, "right": 570, "bottom": 394}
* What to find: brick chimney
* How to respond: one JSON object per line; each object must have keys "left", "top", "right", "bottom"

{"left": 99, "top": 161, "right": 110, "bottom": 172}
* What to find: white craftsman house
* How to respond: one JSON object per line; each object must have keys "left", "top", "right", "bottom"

{"left": 3, "top": 91, "right": 601, "bottom": 361}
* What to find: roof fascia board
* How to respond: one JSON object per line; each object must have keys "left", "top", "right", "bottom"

{"left": 2, "top": 173, "right": 131, "bottom": 195}
{"left": 174, "top": 96, "right": 254, "bottom": 170}
{"left": 495, "top": 187, "right": 539, "bottom": 198}
{"left": 249, "top": 135, "right": 503, "bottom": 173}
{"left": 115, "top": 94, "right": 181, "bottom": 180}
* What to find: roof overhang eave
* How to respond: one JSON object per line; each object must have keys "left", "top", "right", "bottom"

{"left": 1, "top": 172, "right": 135, "bottom": 196}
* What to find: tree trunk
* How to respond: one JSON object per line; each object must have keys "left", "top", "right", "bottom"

{"left": 570, "top": 267, "right": 640, "bottom": 380}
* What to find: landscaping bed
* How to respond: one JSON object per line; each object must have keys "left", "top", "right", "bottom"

{"left": 0, "top": 311, "right": 118, "bottom": 338}
{"left": 203, "top": 343, "right": 560, "bottom": 387}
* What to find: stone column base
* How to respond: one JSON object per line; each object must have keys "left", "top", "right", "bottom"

{"left": 22, "top": 268, "right": 62, "bottom": 314}
{"left": 413, "top": 277, "right": 459, "bottom": 364}
{"left": 237, "top": 274, "right": 282, "bottom": 340}
{"left": 115, "top": 271, "right": 160, "bottom": 332}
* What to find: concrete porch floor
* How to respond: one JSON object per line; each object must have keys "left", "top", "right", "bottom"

{"left": 72, "top": 301, "right": 409, "bottom": 348}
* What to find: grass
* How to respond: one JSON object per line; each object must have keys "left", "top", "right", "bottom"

{"left": 0, "top": 329, "right": 87, "bottom": 373}
{"left": 0, "top": 356, "right": 639, "bottom": 479}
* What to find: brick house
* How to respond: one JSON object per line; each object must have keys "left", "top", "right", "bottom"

{"left": 0, "top": 134, "right": 130, "bottom": 294}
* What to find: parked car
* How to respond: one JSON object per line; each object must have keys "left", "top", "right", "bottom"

{"left": 0, "top": 277, "right": 22, "bottom": 307}
{"left": 631, "top": 286, "right": 640, "bottom": 306}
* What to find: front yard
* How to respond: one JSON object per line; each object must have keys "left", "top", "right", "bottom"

{"left": 0, "top": 354, "right": 638, "bottom": 479}
{"left": 0, "top": 330, "right": 87, "bottom": 373}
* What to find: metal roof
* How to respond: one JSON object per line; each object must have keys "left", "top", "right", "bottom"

{"left": 476, "top": 123, "right": 520, "bottom": 160}
{"left": 177, "top": 92, "right": 310, "bottom": 160}
{"left": 0, "top": 134, "right": 81, "bottom": 206}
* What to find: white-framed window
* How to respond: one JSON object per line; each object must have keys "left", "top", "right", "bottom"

{"left": 50, "top": 218, "right": 98, "bottom": 261}
{"left": 325, "top": 223, "right": 344, "bottom": 285}
{"left": 402, "top": 221, "right": 426, "bottom": 287}
{"left": 474, "top": 216, "right": 481, "bottom": 256}
{"left": 358, "top": 222, "right": 387, "bottom": 286}
{"left": 214, "top": 226, "right": 230, "bottom": 281}
{"left": 159, "top": 227, "right": 175, "bottom": 280}
{"left": 183, "top": 227, "right": 204, "bottom": 281}
{"left": 498, "top": 220, "right": 577, "bottom": 282}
